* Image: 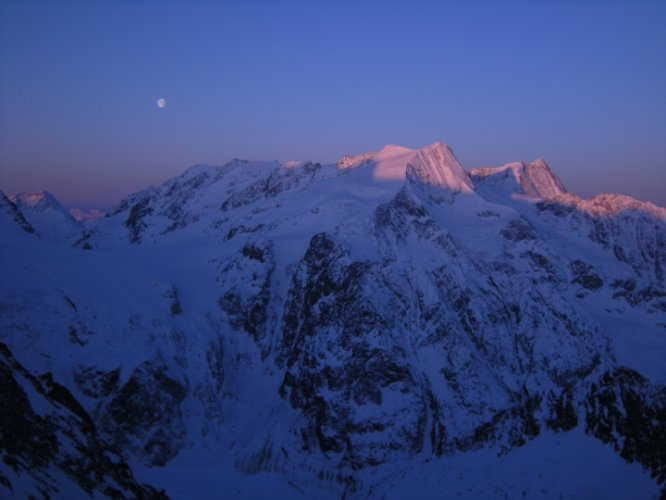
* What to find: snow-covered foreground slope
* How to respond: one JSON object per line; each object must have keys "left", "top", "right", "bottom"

{"left": 135, "top": 427, "right": 659, "bottom": 499}
{"left": 1, "top": 142, "right": 665, "bottom": 498}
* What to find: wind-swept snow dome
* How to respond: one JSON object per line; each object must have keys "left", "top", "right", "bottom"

{"left": 368, "top": 144, "right": 417, "bottom": 180}
{"left": 337, "top": 144, "right": 414, "bottom": 178}
{"left": 470, "top": 159, "right": 566, "bottom": 200}
{"left": 338, "top": 142, "right": 474, "bottom": 192}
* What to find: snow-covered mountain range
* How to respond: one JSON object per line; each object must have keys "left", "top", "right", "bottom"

{"left": 1, "top": 142, "right": 664, "bottom": 498}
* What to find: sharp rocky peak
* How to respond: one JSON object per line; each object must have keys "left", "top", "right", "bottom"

{"left": 10, "top": 190, "right": 78, "bottom": 224}
{"left": 405, "top": 142, "right": 474, "bottom": 193}
{"left": 7, "top": 190, "right": 81, "bottom": 243}
{"left": 522, "top": 158, "right": 567, "bottom": 198}
{"left": 470, "top": 158, "right": 566, "bottom": 200}
{"left": 11, "top": 190, "right": 63, "bottom": 211}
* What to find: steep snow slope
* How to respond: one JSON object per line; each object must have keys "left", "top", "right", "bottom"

{"left": 377, "top": 427, "right": 660, "bottom": 499}
{"left": 0, "top": 190, "right": 36, "bottom": 237}
{"left": 0, "top": 142, "right": 664, "bottom": 498}
{"left": 10, "top": 191, "right": 81, "bottom": 242}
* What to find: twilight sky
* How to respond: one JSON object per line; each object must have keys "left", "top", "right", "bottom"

{"left": 1, "top": 0, "right": 665, "bottom": 209}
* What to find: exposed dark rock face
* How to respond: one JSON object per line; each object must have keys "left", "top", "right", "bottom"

{"left": 374, "top": 186, "right": 440, "bottom": 247}
{"left": 272, "top": 225, "right": 609, "bottom": 470}
{"left": 611, "top": 279, "right": 666, "bottom": 312}
{"left": 224, "top": 223, "right": 266, "bottom": 241}
{"left": 585, "top": 367, "right": 666, "bottom": 486}
{"left": 74, "top": 366, "right": 121, "bottom": 398}
{"left": 0, "top": 343, "right": 165, "bottom": 498}
{"left": 537, "top": 195, "right": 666, "bottom": 286}
{"left": 545, "top": 388, "right": 578, "bottom": 432}
{"left": 536, "top": 200, "right": 576, "bottom": 218}
{"left": 456, "top": 393, "right": 542, "bottom": 452}
{"left": 217, "top": 239, "right": 276, "bottom": 358}
{"left": 0, "top": 191, "right": 36, "bottom": 234}
{"left": 160, "top": 170, "right": 211, "bottom": 233}
{"left": 220, "top": 162, "right": 325, "bottom": 212}
{"left": 166, "top": 285, "right": 183, "bottom": 316}
{"left": 100, "top": 358, "right": 187, "bottom": 466}
{"left": 335, "top": 184, "right": 615, "bottom": 465}
{"left": 500, "top": 218, "right": 538, "bottom": 242}
{"left": 570, "top": 259, "right": 604, "bottom": 291}
{"left": 125, "top": 196, "right": 154, "bottom": 244}
{"left": 278, "top": 233, "right": 429, "bottom": 468}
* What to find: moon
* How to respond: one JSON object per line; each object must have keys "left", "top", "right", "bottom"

{"left": 156, "top": 98, "right": 166, "bottom": 109}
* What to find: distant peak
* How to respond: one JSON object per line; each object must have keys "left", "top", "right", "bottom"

{"left": 583, "top": 193, "right": 666, "bottom": 218}
{"left": 420, "top": 141, "right": 448, "bottom": 152}
{"left": 418, "top": 142, "right": 458, "bottom": 163}
{"left": 470, "top": 158, "right": 566, "bottom": 200}
{"left": 10, "top": 190, "right": 79, "bottom": 223}
{"left": 11, "top": 190, "right": 60, "bottom": 208}
{"left": 523, "top": 158, "right": 566, "bottom": 197}
{"left": 406, "top": 142, "right": 474, "bottom": 193}
{"left": 69, "top": 208, "right": 106, "bottom": 224}
{"left": 283, "top": 160, "right": 303, "bottom": 169}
